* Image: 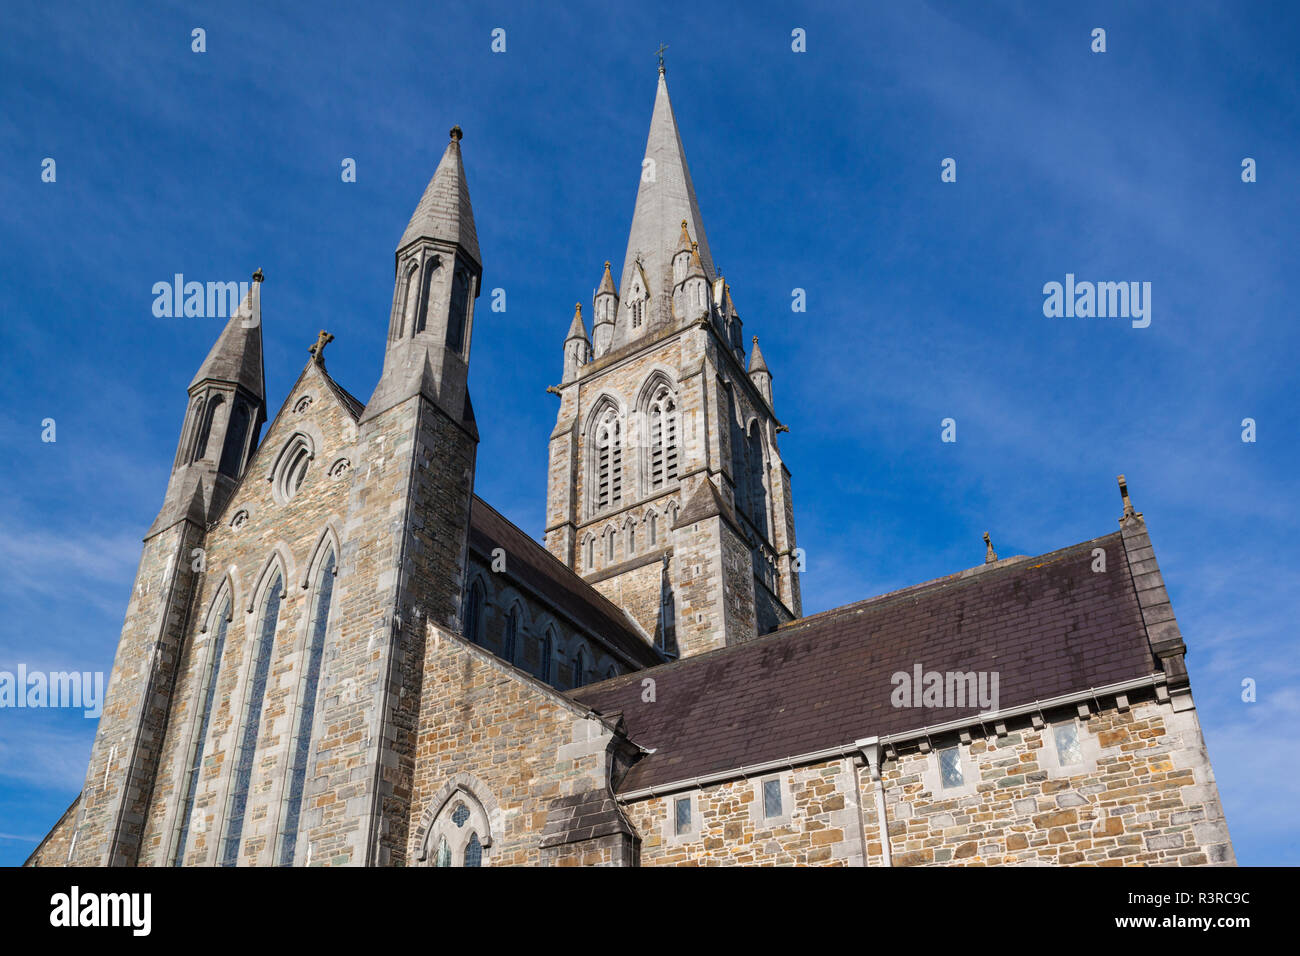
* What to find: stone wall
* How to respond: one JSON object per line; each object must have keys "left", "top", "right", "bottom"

{"left": 620, "top": 691, "right": 1234, "bottom": 867}
{"left": 137, "top": 363, "right": 359, "bottom": 866}
{"left": 25, "top": 796, "right": 81, "bottom": 867}
{"left": 872, "top": 696, "right": 1235, "bottom": 866}
{"left": 406, "top": 623, "right": 627, "bottom": 866}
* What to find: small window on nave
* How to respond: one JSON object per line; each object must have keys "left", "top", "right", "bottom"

{"left": 425, "top": 788, "right": 493, "bottom": 868}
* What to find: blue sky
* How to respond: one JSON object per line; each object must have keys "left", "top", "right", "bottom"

{"left": 1, "top": 0, "right": 1296, "bottom": 866}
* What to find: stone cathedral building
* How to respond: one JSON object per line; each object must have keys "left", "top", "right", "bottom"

{"left": 29, "top": 69, "right": 1234, "bottom": 867}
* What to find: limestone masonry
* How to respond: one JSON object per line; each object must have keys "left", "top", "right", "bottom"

{"left": 27, "top": 69, "right": 1233, "bottom": 867}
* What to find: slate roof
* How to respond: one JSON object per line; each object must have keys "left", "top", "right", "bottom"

{"left": 321, "top": 369, "right": 365, "bottom": 419}
{"left": 538, "top": 790, "right": 635, "bottom": 848}
{"left": 570, "top": 531, "right": 1159, "bottom": 794}
{"left": 468, "top": 497, "right": 663, "bottom": 669}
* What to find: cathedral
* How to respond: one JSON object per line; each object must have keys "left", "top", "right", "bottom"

{"left": 28, "top": 67, "right": 1234, "bottom": 867}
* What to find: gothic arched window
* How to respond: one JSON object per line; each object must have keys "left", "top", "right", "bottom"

{"left": 424, "top": 788, "right": 493, "bottom": 867}
{"left": 573, "top": 646, "right": 588, "bottom": 688}
{"left": 503, "top": 605, "right": 520, "bottom": 664}
{"left": 606, "top": 529, "right": 615, "bottom": 563}
{"left": 540, "top": 628, "right": 555, "bottom": 683}
{"left": 400, "top": 263, "right": 420, "bottom": 340}
{"left": 465, "top": 832, "right": 483, "bottom": 867}
{"left": 272, "top": 435, "right": 313, "bottom": 504}
{"left": 591, "top": 404, "right": 623, "bottom": 514}
{"left": 415, "top": 256, "right": 439, "bottom": 334}
{"left": 192, "top": 395, "right": 224, "bottom": 463}
{"left": 463, "top": 579, "right": 484, "bottom": 644}
{"left": 278, "top": 549, "right": 336, "bottom": 866}
{"left": 647, "top": 511, "right": 658, "bottom": 546}
{"left": 447, "top": 261, "right": 471, "bottom": 353}
{"left": 646, "top": 383, "right": 679, "bottom": 491}
{"left": 221, "top": 567, "right": 284, "bottom": 866}
{"left": 173, "top": 591, "right": 232, "bottom": 866}
{"left": 747, "top": 423, "right": 769, "bottom": 539}
{"left": 584, "top": 535, "right": 595, "bottom": 571}
{"left": 625, "top": 519, "right": 636, "bottom": 557}
{"left": 218, "top": 401, "right": 251, "bottom": 478}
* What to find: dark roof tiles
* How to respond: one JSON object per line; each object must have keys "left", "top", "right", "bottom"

{"left": 571, "top": 532, "right": 1156, "bottom": 794}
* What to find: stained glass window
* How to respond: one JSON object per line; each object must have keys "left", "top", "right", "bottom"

{"left": 452, "top": 802, "right": 470, "bottom": 828}
{"left": 763, "top": 779, "right": 782, "bottom": 818}
{"left": 278, "top": 552, "right": 335, "bottom": 866}
{"left": 464, "top": 833, "right": 482, "bottom": 867}
{"left": 435, "top": 836, "right": 451, "bottom": 868}
{"left": 221, "top": 571, "right": 283, "bottom": 866}
{"left": 173, "top": 596, "right": 231, "bottom": 865}
{"left": 1055, "top": 722, "right": 1083, "bottom": 766}
{"left": 939, "top": 746, "right": 964, "bottom": 788}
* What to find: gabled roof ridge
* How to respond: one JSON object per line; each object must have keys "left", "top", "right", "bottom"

{"left": 205, "top": 360, "right": 357, "bottom": 530}
{"left": 778, "top": 531, "right": 1125, "bottom": 637}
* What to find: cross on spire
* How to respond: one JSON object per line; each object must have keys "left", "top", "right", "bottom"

{"left": 656, "top": 42, "right": 668, "bottom": 73}
{"left": 309, "top": 329, "right": 335, "bottom": 365}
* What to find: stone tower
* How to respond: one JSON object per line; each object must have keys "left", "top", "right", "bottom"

{"left": 544, "top": 67, "right": 801, "bottom": 658}
{"left": 69, "top": 279, "right": 266, "bottom": 865}
{"left": 300, "top": 126, "right": 484, "bottom": 866}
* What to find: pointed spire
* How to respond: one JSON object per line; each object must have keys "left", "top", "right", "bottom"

{"left": 597, "top": 260, "right": 617, "bottom": 298}
{"left": 686, "top": 240, "right": 705, "bottom": 280}
{"left": 566, "top": 302, "right": 589, "bottom": 341}
{"left": 617, "top": 69, "right": 714, "bottom": 333}
{"left": 397, "top": 125, "right": 480, "bottom": 266}
{"left": 748, "top": 335, "right": 769, "bottom": 375}
{"left": 190, "top": 269, "right": 265, "bottom": 400}
{"left": 675, "top": 219, "right": 694, "bottom": 257}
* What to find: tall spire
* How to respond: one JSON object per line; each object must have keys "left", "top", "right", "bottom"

{"left": 189, "top": 271, "right": 265, "bottom": 400}
{"left": 397, "top": 125, "right": 480, "bottom": 267}
{"left": 614, "top": 69, "right": 714, "bottom": 344}
{"left": 367, "top": 126, "right": 483, "bottom": 425}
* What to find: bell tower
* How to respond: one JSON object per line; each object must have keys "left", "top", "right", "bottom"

{"left": 544, "top": 67, "right": 801, "bottom": 658}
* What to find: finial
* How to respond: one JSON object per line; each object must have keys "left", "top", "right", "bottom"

{"left": 449, "top": 125, "right": 463, "bottom": 142}
{"left": 983, "top": 532, "right": 998, "bottom": 564}
{"left": 752, "top": 335, "right": 758, "bottom": 345}
{"left": 252, "top": 267, "right": 264, "bottom": 283}
{"left": 1117, "top": 474, "right": 1142, "bottom": 521}
{"left": 681, "top": 219, "right": 688, "bottom": 230}
{"left": 656, "top": 42, "right": 669, "bottom": 73}
{"left": 309, "top": 329, "right": 335, "bottom": 365}
{"left": 604, "top": 260, "right": 610, "bottom": 268}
